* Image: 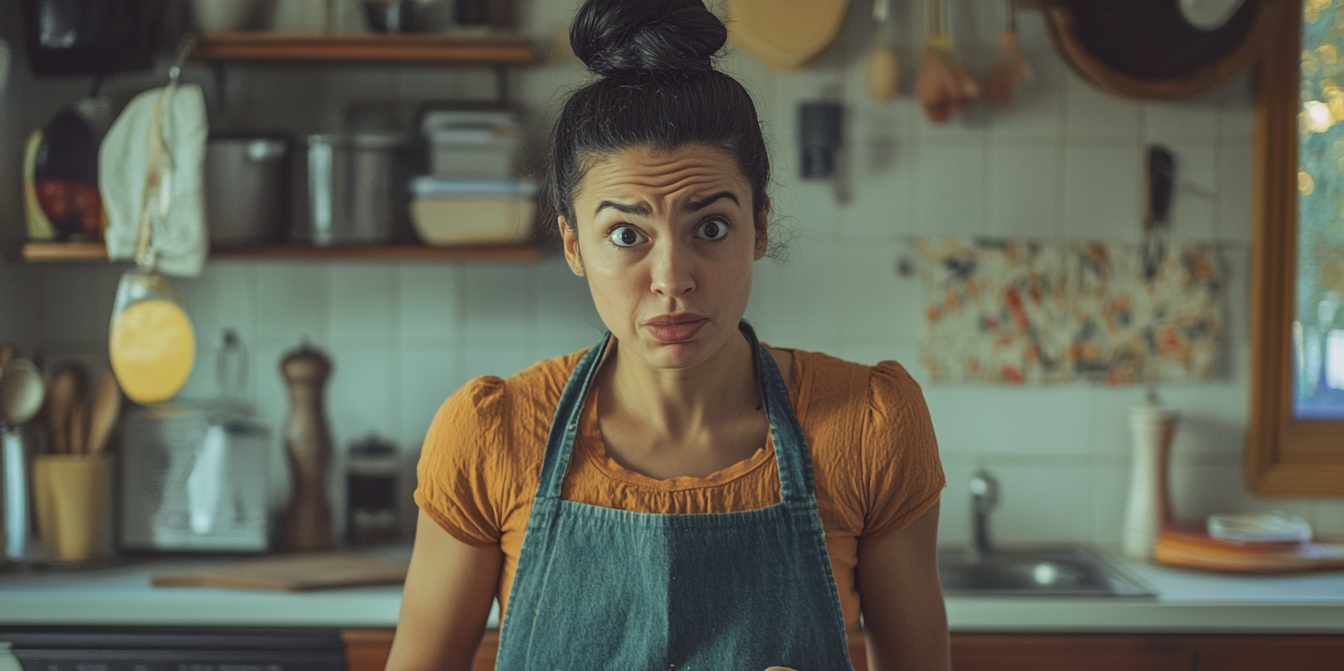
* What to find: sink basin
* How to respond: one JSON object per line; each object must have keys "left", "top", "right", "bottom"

{"left": 938, "top": 545, "right": 1153, "bottom": 597}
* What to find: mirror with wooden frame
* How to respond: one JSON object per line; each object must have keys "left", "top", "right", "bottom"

{"left": 1247, "top": 0, "right": 1344, "bottom": 496}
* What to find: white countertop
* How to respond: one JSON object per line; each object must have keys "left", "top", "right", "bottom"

{"left": 2, "top": 549, "right": 1343, "bottom": 633}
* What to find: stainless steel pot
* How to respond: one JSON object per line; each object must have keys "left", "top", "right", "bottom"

{"left": 204, "top": 135, "right": 290, "bottom": 245}
{"left": 305, "top": 132, "right": 409, "bottom": 246}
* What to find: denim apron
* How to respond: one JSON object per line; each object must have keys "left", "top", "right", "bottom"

{"left": 494, "top": 322, "right": 854, "bottom": 671}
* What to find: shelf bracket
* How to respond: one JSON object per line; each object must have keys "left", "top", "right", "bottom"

{"left": 212, "top": 63, "right": 228, "bottom": 111}
{"left": 493, "top": 65, "right": 510, "bottom": 103}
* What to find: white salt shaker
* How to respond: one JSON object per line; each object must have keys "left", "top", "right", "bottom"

{"left": 1122, "top": 391, "right": 1179, "bottom": 560}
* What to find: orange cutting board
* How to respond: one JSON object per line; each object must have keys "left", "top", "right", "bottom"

{"left": 152, "top": 552, "right": 409, "bottom": 591}
{"left": 726, "top": 0, "right": 850, "bottom": 70}
{"left": 1153, "top": 526, "right": 1344, "bottom": 573}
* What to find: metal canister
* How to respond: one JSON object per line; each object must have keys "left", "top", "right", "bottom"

{"left": 305, "top": 132, "right": 408, "bottom": 246}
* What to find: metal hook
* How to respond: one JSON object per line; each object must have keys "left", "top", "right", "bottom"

{"left": 168, "top": 36, "right": 197, "bottom": 85}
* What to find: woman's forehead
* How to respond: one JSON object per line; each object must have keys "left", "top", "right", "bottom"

{"left": 575, "top": 144, "right": 750, "bottom": 211}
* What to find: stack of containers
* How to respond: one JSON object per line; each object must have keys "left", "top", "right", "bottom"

{"left": 409, "top": 109, "right": 537, "bottom": 245}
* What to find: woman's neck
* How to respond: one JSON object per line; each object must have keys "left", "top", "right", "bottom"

{"left": 603, "top": 329, "right": 761, "bottom": 442}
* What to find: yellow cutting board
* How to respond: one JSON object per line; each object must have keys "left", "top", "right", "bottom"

{"left": 152, "top": 552, "right": 409, "bottom": 591}
{"left": 726, "top": 0, "right": 850, "bottom": 70}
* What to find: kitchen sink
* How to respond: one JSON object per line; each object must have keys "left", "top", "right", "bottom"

{"left": 938, "top": 545, "right": 1154, "bottom": 597}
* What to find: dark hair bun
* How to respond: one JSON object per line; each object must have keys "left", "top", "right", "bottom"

{"left": 570, "top": 0, "right": 727, "bottom": 77}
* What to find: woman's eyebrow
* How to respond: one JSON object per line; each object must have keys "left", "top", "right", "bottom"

{"left": 595, "top": 200, "right": 649, "bottom": 216}
{"left": 685, "top": 191, "right": 739, "bottom": 212}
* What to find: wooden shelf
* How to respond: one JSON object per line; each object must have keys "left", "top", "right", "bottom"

{"left": 191, "top": 32, "right": 542, "bottom": 64}
{"left": 20, "top": 242, "right": 543, "bottom": 263}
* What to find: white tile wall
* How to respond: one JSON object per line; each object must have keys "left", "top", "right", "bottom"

{"left": 3, "top": 6, "right": 1335, "bottom": 550}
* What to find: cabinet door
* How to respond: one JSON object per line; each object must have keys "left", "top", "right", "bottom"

{"left": 1192, "top": 635, "right": 1344, "bottom": 671}
{"left": 951, "top": 634, "right": 1195, "bottom": 671}
{"left": 341, "top": 629, "right": 498, "bottom": 671}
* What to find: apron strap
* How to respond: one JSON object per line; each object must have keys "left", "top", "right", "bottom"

{"left": 535, "top": 332, "right": 612, "bottom": 501}
{"left": 740, "top": 320, "right": 816, "bottom": 506}
{"left": 534, "top": 322, "right": 818, "bottom": 506}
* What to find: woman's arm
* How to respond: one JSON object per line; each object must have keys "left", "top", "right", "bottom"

{"left": 384, "top": 511, "right": 504, "bottom": 671}
{"left": 857, "top": 501, "right": 951, "bottom": 671}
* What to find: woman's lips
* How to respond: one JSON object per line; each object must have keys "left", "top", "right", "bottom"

{"left": 644, "top": 316, "right": 707, "bottom": 343}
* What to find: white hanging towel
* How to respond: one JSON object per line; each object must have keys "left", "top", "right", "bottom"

{"left": 99, "top": 83, "right": 208, "bottom": 278}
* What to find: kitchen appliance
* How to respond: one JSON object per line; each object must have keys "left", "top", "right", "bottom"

{"left": 305, "top": 132, "right": 409, "bottom": 245}
{"left": 119, "top": 403, "right": 272, "bottom": 552}
{"left": 205, "top": 134, "right": 290, "bottom": 244}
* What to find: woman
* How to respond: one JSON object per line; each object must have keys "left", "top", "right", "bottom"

{"left": 386, "top": 0, "right": 948, "bottom": 669}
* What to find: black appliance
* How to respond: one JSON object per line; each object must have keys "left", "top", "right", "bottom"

{"left": 0, "top": 627, "right": 348, "bottom": 671}
{"left": 20, "top": 0, "right": 167, "bottom": 77}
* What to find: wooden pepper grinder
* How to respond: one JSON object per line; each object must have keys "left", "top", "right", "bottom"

{"left": 281, "top": 342, "right": 336, "bottom": 552}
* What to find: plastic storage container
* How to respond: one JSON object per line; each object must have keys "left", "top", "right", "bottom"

{"left": 408, "top": 176, "right": 536, "bottom": 245}
{"left": 421, "top": 110, "right": 520, "bottom": 178}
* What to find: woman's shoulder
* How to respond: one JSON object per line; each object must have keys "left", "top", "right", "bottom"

{"left": 787, "top": 348, "right": 926, "bottom": 414}
{"left": 438, "top": 349, "right": 590, "bottom": 423}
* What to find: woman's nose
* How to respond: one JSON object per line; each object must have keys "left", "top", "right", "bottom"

{"left": 649, "top": 239, "right": 695, "bottom": 297}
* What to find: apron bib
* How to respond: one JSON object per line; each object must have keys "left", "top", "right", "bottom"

{"left": 495, "top": 322, "right": 853, "bottom": 670}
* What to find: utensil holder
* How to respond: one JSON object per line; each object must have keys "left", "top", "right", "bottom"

{"left": 32, "top": 454, "right": 112, "bottom": 564}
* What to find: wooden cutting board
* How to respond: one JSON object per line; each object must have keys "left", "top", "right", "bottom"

{"left": 1153, "top": 526, "right": 1344, "bottom": 573}
{"left": 726, "top": 0, "right": 850, "bottom": 70}
{"left": 152, "top": 552, "right": 409, "bottom": 591}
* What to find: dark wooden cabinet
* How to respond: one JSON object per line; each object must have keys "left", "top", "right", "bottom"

{"left": 342, "top": 629, "right": 1344, "bottom": 671}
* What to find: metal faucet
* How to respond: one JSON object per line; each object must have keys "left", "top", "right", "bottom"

{"left": 969, "top": 469, "right": 999, "bottom": 561}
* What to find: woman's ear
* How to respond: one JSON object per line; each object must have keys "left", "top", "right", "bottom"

{"left": 753, "top": 198, "right": 772, "bottom": 261}
{"left": 559, "top": 216, "right": 585, "bottom": 276}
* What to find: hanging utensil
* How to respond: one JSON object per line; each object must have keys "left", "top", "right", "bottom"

{"left": 1143, "top": 145, "right": 1176, "bottom": 282}
{"left": 866, "top": 0, "right": 900, "bottom": 102}
{"left": 108, "top": 38, "right": 198, "bottom": 406}
{"left": 983, "top": 0, "right": 1032, "bottom": 107}
{"left": 916, "top": 0, "right": 979, "bottom": 123}
{"left": 1, "top": 357, "right": 46, "bottom": 562}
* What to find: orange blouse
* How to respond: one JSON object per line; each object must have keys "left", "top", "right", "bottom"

{"left": 414, "top": 346, "right": 944, "bottom": 630}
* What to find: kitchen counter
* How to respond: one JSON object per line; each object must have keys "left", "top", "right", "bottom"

{"left": 1, "top": 549, "right": 1343, "bottom": 633}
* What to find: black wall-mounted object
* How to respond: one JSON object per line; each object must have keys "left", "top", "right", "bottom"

{"left": 798, "top": 101, "right": 842, "bottom": 180}
{"left": 20, "top": 0, "right": 166, "bottom": 77}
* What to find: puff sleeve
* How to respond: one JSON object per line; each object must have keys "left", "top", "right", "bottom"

{"left": 413, "top": 375, "right": 509, "bottom": 547}
{"left": 859, "top": 361, "right": 945, "bottom": 541}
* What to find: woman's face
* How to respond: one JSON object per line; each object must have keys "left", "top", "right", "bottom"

{"left": 560, "top": 144, "right": 768, "bottom": 372}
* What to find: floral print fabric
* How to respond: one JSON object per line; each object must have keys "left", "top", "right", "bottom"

{"left": 917, "top": 238, "right": 1222, "bottom": 385}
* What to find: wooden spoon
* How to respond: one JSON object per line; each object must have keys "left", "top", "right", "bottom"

{"left": 45, "top": 366, "right": 76, "bottom": 455}
{"left": 68, "top": 394, "right": 88, "bottom": 456}
{"left": 86, "top": 370, "right": 122, "bottom": 458}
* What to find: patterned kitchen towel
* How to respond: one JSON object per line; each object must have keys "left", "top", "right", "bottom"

{"left": 917, "top": 238, "right": 1223, "bottom": 385}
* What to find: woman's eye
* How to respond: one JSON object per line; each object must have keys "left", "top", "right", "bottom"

{"left": 607, "top": 225, "right": 647, "bottom": 247}
{"left": 696, "top": 218, "right": 730, "bottom": 241}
